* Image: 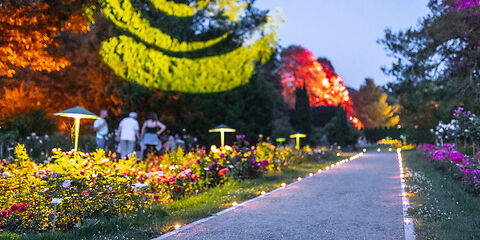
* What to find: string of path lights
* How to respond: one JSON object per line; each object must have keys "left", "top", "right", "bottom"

{"left": 154, "top": 152, "right": 365, "bottom": 240}
{"left": 397, "top": 149, "right": 416, "bottom": 240}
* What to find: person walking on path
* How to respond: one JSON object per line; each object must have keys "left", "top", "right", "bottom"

{"left": 93, "top": 109, "right": 108, "bottom": 151}
{"left": 140, "top": 112, "right": 166, "bottom": 158}
{"left": 117, "top": 112, "right": 140, "bottom": 159}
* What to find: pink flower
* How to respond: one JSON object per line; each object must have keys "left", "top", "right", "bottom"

{"left": 260, "top": 160, "right": 269, "bottom": 166}
{"left": 38, "top": 170, "right": 46, "bottom": 175}
{"left": 449, "top": 151, "right": 464, "bottom": 164}
{"left": 62, "top": 180, "right": 72, "bottom": 188}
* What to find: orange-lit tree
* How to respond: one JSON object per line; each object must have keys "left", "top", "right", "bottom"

{"left": 0, "top": 1, "right": 93, "bottom": 77}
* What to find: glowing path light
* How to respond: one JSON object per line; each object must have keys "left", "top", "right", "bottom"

{"left": 209, "top": 125, "right": 236, "bottom": 147}
{"left": 289, "top": 133, "right": 307, "bottom": 149}
{"left": 397, "top": 149, "right": 416, "bottom": 240}
{"left": 54, "top": 106, "right": 99, "bottom": 159}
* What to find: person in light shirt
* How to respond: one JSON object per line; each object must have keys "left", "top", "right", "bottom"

{"left": 93, "top": 109, "right": 108, "bottom": 151}
{"left": 116, "top": 112, "right": 140, "bottom": 159}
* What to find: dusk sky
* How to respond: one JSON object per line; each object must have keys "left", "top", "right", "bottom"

{"left": 255, "top": 0, "right": 430, "bottom": 89}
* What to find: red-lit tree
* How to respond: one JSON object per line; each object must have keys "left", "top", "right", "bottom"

{"left": 279, "top": 45, "right": 363, "bottom": 129}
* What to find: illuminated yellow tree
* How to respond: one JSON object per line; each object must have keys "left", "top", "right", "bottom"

{"left": 100, "top": 0, "right": 278, "bottom": 93}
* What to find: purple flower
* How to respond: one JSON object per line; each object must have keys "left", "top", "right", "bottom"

{"left": 250, "top": 159, "right": 256, "bottom": 165}
{"left": 2, "top": 172, "right": 10, "bottom": 178}
{"left": 244, "top": 141, "right": 249, "bottom": 146}
{"left": 220, "top": 154, "right": 225, "bottom": 158}
{"left": 431, "top": 149, "right": 449, "bottom": 162}
{"left": 236, "top": 135, "right": 245, "bottom": 140}
{"left": 454, "top": 106, "right": 464, "bottom": 116}
{"left": 50, "top": 171, "right": 58, "bottom": 178}
{"left": 260, "top": 160, "right": 269, "bottom": 166}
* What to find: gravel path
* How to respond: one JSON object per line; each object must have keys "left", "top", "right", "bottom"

{"left": 157, "top": 152, "right": 404, "bottom": 240}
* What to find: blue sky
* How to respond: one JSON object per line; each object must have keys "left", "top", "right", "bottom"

{"left": 255, "top": 0, "right": 430, "bottom": 89}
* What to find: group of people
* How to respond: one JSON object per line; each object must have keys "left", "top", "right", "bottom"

{"left": 93, "top": 109, "right": 167, "bottom": 159}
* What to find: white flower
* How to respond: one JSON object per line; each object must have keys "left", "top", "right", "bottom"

{"left": 145, "top": 173, "right": 151, "bottom": 178}
{"left": 156, "top": 171, "right": 164, "bottom": 176}
{"left": 180, "top": 173, "right": 186, "bottom": 177}
{"left": 132, "top": 182, "right": 148, "bottom": 189}
{"left": 185, "top": 169, "right": 192, "bottom": 173}
{"left": 62, "top": 180, "right": 72, "bottom": 188}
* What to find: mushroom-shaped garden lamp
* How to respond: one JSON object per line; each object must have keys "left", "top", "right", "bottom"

{"left": 54, "top": 106, "right": 99, "bottom": 158}
{"left": 289, "top": 133, "right": 307, "bottom": 149}
{"left": 209, "top": 124, "right": 236, "bottom": 147}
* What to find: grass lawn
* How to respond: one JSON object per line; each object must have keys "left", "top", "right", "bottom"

{"left": 1, "top": 154, "right": 353, "bottom": 240}
{"left": 403, "top": 150, "right": 480, "bottom": 240}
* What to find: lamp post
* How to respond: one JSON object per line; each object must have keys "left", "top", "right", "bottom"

{"left": 54, "top": 106, "right": 99, "bottom": 159}
{"left": 289, "top": 133, "right": 307, "bottom": 149}
{"left": 209, "top": 124, "right": 236, "bottom": 147}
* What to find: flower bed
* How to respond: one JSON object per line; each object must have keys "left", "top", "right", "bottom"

{"left": 417, "top": 143, "right": 480, "bottom": 193}
{"left": 0, "top": 142, "right": 326, "bottom": 233}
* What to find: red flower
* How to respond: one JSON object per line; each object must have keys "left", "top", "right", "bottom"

{"left": 153, "top": 195, "right": 159, "bottom": 200}
{"left": 9, "top": 205, "right": 18, "bottom": 212}
{"left": 219, "top": 168, "right": 228, "bottom": 176}
{"left": 0, "top": 210, "right": 8, "bottom": 218}
{"left": 192, "top": 174, "right": 198, "bottom": 180}
{"left": 176, "top": 186, "right": 182, "bottom": 191}
{"left": 17, "top": 203, "right": 27, "bottom": 213}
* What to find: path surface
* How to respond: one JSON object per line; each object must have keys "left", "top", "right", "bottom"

{"left": 159, "top": 152, "right": 404, "bottom": 240}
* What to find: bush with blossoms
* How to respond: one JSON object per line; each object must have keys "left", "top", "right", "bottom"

{"left": 433, "top": 107, "right": 480, "bottom": 150}
{"left": 0, "top": 139, "right": 325, "bottom": 232}
{"left": 417, "top": 143, "right": 480, "bottom": 194}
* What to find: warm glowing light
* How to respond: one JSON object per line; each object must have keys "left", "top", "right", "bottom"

{"left": 261, "top": 191, "right": 266, "bottom": 195}
{"left": 281, "top": 182, "right": 286, "bottom": 188}
{"left": 174, "top": 224, "right": 181, "bottom": 230}
{"left": 377, "top": 148, "right": 381, "bottom": 152}
{"left": 318, "top": 169, "right": 322, "bottom": 173}
{"left": 336, "top": 153, "right": 340, "bottom": 156}
{"left": 363, "top": 148, "right": 366, "bottom": 152}
{"left": 209, "top": 125, "right": 236, "bottom": 147}
{"left": 309, "top": 173, "right": 313, "bottom": 176}
{"left": 404, "top": 219, "right": 411, "bottom": 224}
{"left": 232, "top": 201, "right": 238, "bottom": 206}
{"left": 326, "top": 167, "right": 330, "bottom": 170}
{"left": 297, "top": 177, "right": 302, "bottom": 181}
{"left": 289, "top": 133, "right": 307, "bottom": 149}
{"left": 389, "top": 148, "right": 392, "bottom": 152}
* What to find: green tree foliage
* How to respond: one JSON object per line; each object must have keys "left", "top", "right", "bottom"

{"left": 352, "top": 78, "right": 399, "bottom": 128}
{"left": 291, "top": 84, "right": 312, "bottom": 136}
{"left": 100, "top": 0, "right": 277, "bottom": 93}
{"left": 324, "top": 105, "right": 359, "bottom": 147}
{"left": 379, "top": 0, "right": 480, "bottom": 125}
